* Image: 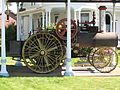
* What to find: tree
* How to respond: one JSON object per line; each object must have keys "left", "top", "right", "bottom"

{"left": 6, "top": 23, "right": 16, "bottom": 52}
{"left": 6, "top": 2, "right": 12, "bottom": 20}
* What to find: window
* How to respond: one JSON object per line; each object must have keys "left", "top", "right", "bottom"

{"left": 41, "top": 17, "right": 43, "bottom": 27}
{"left": 81, "top": 13, "right": 89, "bottom": 23}
{"left": 55, "top": 16, "right": 59, "bottom": 24}
{"left": 38, "top": 18, "right": 40, "bottom": 27}
{"left": 106, "top": 14, "right": 110, "bottom": 32}
{"left": 106, "top": 13, "right": 112, "bottom": 32}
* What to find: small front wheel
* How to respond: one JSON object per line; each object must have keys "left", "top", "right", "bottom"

{"left": 92, "top": 47, "right": 118, "bottom": 73}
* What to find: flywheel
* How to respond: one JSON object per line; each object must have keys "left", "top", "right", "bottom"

{"left": 56, "top": 18, "right": 77, "bottom": 40}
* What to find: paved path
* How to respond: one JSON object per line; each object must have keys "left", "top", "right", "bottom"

{"left": 62, "top": 67, "right": 120, "bottom": 77}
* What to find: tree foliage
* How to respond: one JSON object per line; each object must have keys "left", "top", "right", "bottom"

{"left": 6, "top": 23, "right": 16, "bottom": 52}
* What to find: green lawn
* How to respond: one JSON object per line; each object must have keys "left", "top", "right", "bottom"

{"left": 0, "top": 77, "right": 120, "bottom": 90}
{"left": 0, "top": 51, "right": 119, "bottom": 90}
{"left": 0, "top": 59, "right": 119, "bottom": 90}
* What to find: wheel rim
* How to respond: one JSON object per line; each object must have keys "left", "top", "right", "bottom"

{"left": 87, "top": 48, "right": 98, "bottom": 66}
{"left": 56, "top": 18, "right": 77, "bottom": 40}
{"left": 22, "top": 33, "right": 63, "bottom": 73}
{"left": 92, "top": 47, "right": 118, "bottom": 73}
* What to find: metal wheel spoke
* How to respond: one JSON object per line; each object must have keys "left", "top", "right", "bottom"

{"left": 47, "top": 56, "right": 55, "bottom": 68}
{"left": 61, "top": 30, "right": 66, "bottom": 35}
{"left": 34, "top": 63, "right": 41, "bottom": 71}
{"left": 34, "top": 56, "right": 42, "bottom": 66}
{"left": 45, "top": 40, "right": 54, "bottom": 49}
{"left": 28, "top": 41, "right": 40, "bottom": 50}
{"left": 44, "top": 35, "right": 50, "bottom": 49}
{"left": 46, "top": 41, "right": 57, "bottom": 50}
{"left": 58, "top": 28, "right": 65, "bottom": 30}
{"left": 43, "top": 56, "right": 49, "bottom": 66}
{"left": 41, "top": 57, "right": 44, "bottom": 71}
{"left": 45, "top": 36, "right": 54, "bottom": 49}
{"left": 45, "top": 39, "right": 58, "bottom": 50}
{"left": 47, "top": 54, "right": 59, "bottom": 64}
{"left": 39, "top": 56, "right": 44, "bottom": 67}
{"left": 25, "top": 46, "right": 39, "bottom": 52}
{"left": 47, "top": 46, "right": 58, "bottom": 52}
{"left": 37, "top": 39, "right": 43, "bottom": 49}
{"left": 48, "top": 52, "right": 61, "bottom": 59}
{"left": 47, "top": 53, "right": 60, "bottom": 61}
{"left": 29, "top": 53, "right": 39, "bottom": 59}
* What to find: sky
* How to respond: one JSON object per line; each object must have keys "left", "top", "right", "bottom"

{"left": 0, "top": 2, "right": 17, "bottom": 13}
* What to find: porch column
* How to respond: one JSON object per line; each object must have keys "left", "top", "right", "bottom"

{"left": 42, "top": 12, "right": 45, "bottom": 28}
{"left": 0, "top": 0, "right": 9, "bottom": 76}
{"left": 17, "top": 3, "right": 20, "bottom": 41}
{"left": 29, "top": 14, "right": 33, "bottom": 34}
{"left": 15, "top": 2, "right": 23, "bottom": 66}
{"left": 78, "top": 11, "right": 81, "bottom": 26}
{"left": 95, "top": 10, "right": 99, "bottom": 27}
{"left": 19, "top": 16, "right": 22, "bottom": 39}
{"left": 64, "top": 0, "right": 74, "bottom": 76}
{"left": 98, "top": 6, "right": 107, "bottom": 32}
{"left": 48, "top": 11, "right": 51, "bottom": 26}
{"left": 46, "top": 11, "right": 48, "bottom": 27}
{"left": 20, "top": 16, "right": 25, "bottom": 41}
{"left": 74, "top": 10, "right": 77, "bottom": 23}
{"left": 113, "top": 3, "right": 116, "bottom": 32}
{"left": 112, "top": 3, "right": 117, "bottom": 66}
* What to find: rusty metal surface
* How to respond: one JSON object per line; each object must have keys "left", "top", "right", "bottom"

{"left": 93, "top": 32, "right": 118, "bottom": 47}
{"left": 77, "top": 32, "right": 118, "bottom": 47}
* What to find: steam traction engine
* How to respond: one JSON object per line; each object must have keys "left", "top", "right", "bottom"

{"left": 10, "top": 17, "right": 118, "bottom": 73}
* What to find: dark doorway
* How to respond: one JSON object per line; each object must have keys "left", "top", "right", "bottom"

{"left": 106, "top": 14, "right": 111, "bottom": 32}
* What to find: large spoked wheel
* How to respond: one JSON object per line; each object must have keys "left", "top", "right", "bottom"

{"left": 92, "top": 47, "right": 118, "bottom": 73}
{"left": 56, "top": 18, "right": 77, "bottom": 40}
{"left": 22, "top": 33, "right": 63, "bottom": 73}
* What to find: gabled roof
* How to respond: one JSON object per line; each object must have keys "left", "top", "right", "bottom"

{"left": 7, "top": 0, "right": 120, "bottom": 3}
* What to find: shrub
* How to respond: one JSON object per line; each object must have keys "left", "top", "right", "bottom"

{"left": 5, "top": 23, "right": 16, "bottom": 52}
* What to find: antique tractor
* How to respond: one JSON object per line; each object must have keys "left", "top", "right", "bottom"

{"left": 10, "top": 17, "right": 118, "bottom": 73}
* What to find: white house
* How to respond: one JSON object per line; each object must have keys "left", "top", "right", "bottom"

{"left": 0, "top": 0, "right": 119, "bottom": 76}
{"left": 16, "top": 2, "right": 120, "bottom": 47}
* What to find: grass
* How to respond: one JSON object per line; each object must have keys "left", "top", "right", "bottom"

{"left": 0, "top": 61, "right": 119, "bottom": 90}
{"left": 0, "top": 57, "right": 25, "bottom": 66}
{"left": 0, "top": 77, "right": 120, "bottom": 90}
{"left": 0, "top": 51, "right": 119, "bottom": 90}
{"left": 117, "top": 50, "right": 120, "bottom": 67}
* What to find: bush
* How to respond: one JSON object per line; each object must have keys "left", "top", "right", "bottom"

{"left": 5, "top": 23, "right": 16, "bottom": 52}
{"left": 47, "top": 23, "right": 56, "bottom": 32}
